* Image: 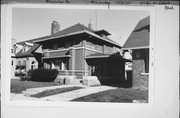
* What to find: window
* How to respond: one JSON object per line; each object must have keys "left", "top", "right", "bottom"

{"left": 31, "top": 61, "right": 36, "bottom": 70}
{"left": 23, "top": 60, "right": 26, "bottom": 66}
{"left": 52, "top": 59, "right": 69, "bottom": 70}
{"left": 53, "top": 43, "right": 58, "bottom": 50}
{"left": 11, "top": 60, "right": 13, "bottom": 66}
{"left": 65, "top": 42, "right": 70, "bottom": 48}
{"left": 57, "top": 41, "right": 65, "bottom": 49}
{"left": 11, "top": 49, "right": 14, "bottom": 53}
{"left": 18, "top": 61, "right": 21, "bottom": 65}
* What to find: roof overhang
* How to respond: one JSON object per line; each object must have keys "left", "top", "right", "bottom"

{"left": 33, "top": 30, "right": 121, "bottom": 48}
{"left": 86, "top": 54, "right": 131, "bottom": 62}
{"left": 86, "top": 55, "right": 110, "bottom": 59}
{"left": 42, "top": 55, "right": 71, "bottom": 59}
{"left": 122, "top": 46, "right": 149, "bottom": 50}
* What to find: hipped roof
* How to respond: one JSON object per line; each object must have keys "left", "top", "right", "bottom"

{"left": 123, "top": 16, "right": 150, "bottom": 50}
{"left": 32, "top": 23, "right": 121, "bottom": 48}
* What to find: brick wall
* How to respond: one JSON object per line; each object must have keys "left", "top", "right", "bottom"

{"left": 132, "top": 58, "right": 149, "bottom": 90}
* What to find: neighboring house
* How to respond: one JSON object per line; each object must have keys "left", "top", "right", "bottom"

{"left": 122, "top": 16, "right": 150, "bottom": 90}
{"left": 31, "top": 21, "right": 129, "bottom": 85}
{"left": 12, "top": 41, "right": 42, "bottom": 77}
{"left": 11, "top": 38, "right": 17, "bottom": 78}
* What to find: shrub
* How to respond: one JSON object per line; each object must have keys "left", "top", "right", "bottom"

{"left": 20, "top": 75, "right": 31, "bottom": 81}
{"left": 30, "top": 68, "right": 59, "bottom": 82}
{"left": 27, "top": 69, "right": 33, "bottom": 76}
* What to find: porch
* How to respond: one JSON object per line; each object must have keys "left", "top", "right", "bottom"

{"left": 85, "top": 53, "right": 130, "bottom": 86}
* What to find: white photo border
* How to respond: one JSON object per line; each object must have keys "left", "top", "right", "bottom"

{"left": 1, "top": 3, "right": 155, "bottom": 109}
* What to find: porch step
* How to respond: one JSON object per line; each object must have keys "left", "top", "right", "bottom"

{"left": 54, "top": 75, "right": 83, "bottom": 85}
{"left": 65, "top": 78, "right": 83, "bottom": 85}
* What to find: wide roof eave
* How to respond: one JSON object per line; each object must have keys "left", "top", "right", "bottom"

{"left": 34, "top": 30, "right": 122, "bottom": 48}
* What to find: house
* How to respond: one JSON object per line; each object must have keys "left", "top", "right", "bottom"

{"left": 31, "top": 21, "right": 129, "bottom": 85}
{"left": 12, "top": 40, "right": 42, "bottom": 78}
{"left": 11, "top": 38, "right": 17, "bottom": 78}
{"left": 122, "top": 16, "right": 150, "bottom": 90}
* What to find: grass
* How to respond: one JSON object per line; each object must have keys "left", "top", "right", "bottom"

{"left": 71, "top": 88, "right": 148, "bottom": 103}
{"left": 11, "top": 79, "right": 62, "bottom": 94}
{"left": 31, "top": 87, "right": 83, "bottom": 98}
{"left": 11, "top": 79, "right": 148, "bottom": 103}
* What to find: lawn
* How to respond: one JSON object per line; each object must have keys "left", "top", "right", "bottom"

{"left": 71, "top": 88, "right": 148, "bottom": 103}
{"left": 11, "top": 79, "right": 62, "bottom": 93}
{"left": 31, "top": 87, "right": 83, "bottom": 98}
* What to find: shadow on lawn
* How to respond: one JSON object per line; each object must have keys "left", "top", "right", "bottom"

{"left": 31, "top": 87, "right": 83, "bottom": 98}
{"left": 71, "top": 88, "right": 148, "bottom": 103}
{"left": 99, "top": 79, "right": 132, "bottom": 88}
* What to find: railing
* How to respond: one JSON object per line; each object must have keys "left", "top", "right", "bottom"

{"left": 58, "top": 70, "right": 89, "bottom": 76}
{"left": 44, "top": 49, "right": 69, "bottom": 58}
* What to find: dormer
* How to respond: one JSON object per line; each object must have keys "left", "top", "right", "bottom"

{"left": 22, "top": 42, "right": 33, "bottom": 53}
{"left": 94, "top": 30, "right": 111, "bottom": 39}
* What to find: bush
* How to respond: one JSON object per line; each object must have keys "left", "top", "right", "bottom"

{"left": 30, "top": 68, "right": 59, "bottom": 82}
{"left": 27, "top": 69, "right": 33, "bottom": 76}
{"left": 20, "top": 75, "right": 31, "bottom": 81}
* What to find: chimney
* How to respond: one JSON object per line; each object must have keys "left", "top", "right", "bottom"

{"left": 51, "top": 21, "right": 60, "bottom": 35}
{"left": 88, "top": 18, "right": 93, "bottom": 29}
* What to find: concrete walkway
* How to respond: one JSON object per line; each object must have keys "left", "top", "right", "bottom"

{"left": 11, "top": 85, "right": 118, "bottom": 101}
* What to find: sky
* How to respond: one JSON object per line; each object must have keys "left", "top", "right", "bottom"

{"left": 12, "top": 8, "right": 149, "bottom": 46}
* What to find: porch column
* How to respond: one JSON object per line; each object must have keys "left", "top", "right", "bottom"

{"left": 69, "top": 48, "right": 75, "bottom": 75}
{"left": 83, "top": 40, "right": 87, "bottom": 76}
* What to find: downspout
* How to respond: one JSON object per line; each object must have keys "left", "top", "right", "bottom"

{"left": 84, "top": 40, "right": 87, "bottom": 76}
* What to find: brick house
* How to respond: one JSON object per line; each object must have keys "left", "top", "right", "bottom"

{"left": 32, "top": 21, "right": 129, "bottom": 85}
{"left": 123, "top": 16, "right": 150, "bottom": 90}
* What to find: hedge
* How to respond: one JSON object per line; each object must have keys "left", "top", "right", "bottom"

{"left": 30, "top": 68, "right": 59, "bottom": 82}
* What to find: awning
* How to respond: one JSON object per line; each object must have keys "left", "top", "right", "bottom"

{"left": 42, "top": 55, "right": 71, "bottom": 59}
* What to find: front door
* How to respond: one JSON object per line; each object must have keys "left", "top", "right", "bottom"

{"left": 90, "top": 61, "right": 102, "bottom": 76}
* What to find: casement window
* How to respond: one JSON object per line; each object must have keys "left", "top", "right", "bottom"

{"left": 65, "top": 42, "right": 71, "bottom": 48}
{"left": 53, "top": 43, "right": 58, "bottom": 50}
{"left": 52, "top": 59, "right": 69, "bottom": 70}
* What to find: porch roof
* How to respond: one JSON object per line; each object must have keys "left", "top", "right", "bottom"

{"left": 42, "top": 55, "right": 71, "bottom": 59}
{"left": 86, "top": 53, "right": 110, "bottom": 59}
{"left": 86, "top": 53, "right": 131, "bottom": 62}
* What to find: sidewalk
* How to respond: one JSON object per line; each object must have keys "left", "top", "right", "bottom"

{"left": 11, "top": 85, "right": 117, "bottom": 101}
{"left": 40, "top": 86, "right": 117, "bottom": 101}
